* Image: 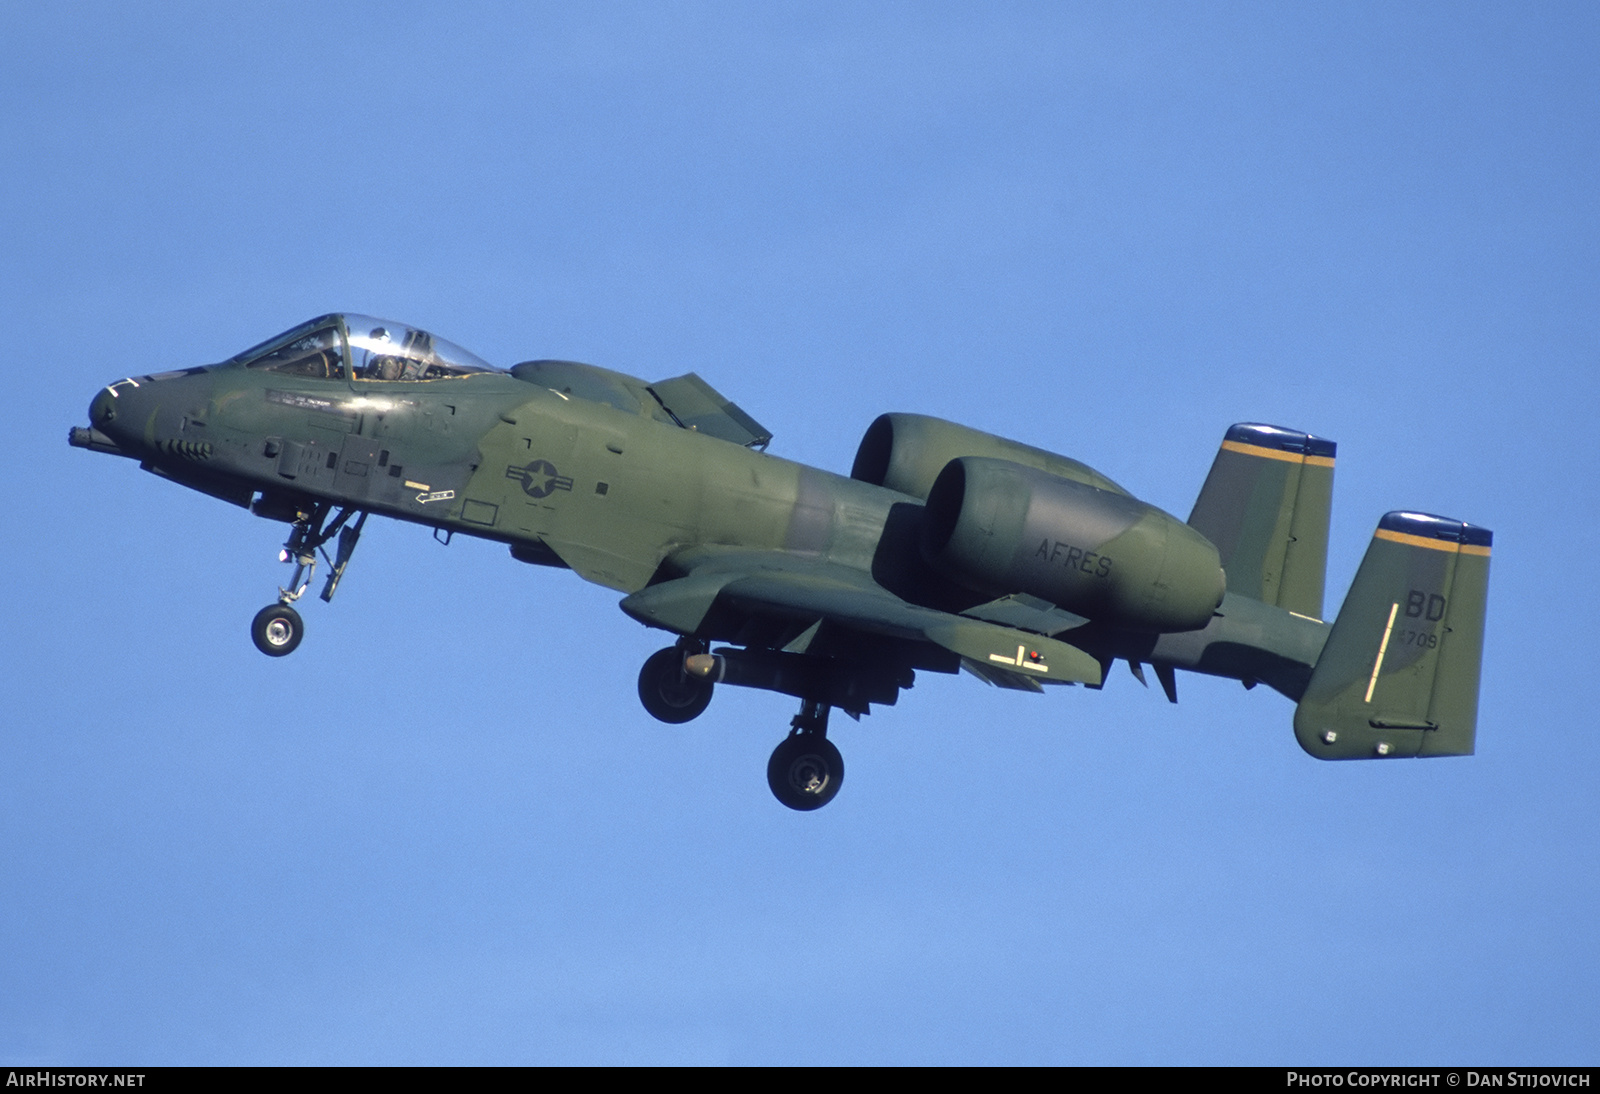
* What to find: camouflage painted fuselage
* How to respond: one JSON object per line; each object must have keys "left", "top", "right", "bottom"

{"left": 75, "top": 320, "right": 1490, "bottom": 767}
{"left": 85, "top": 358, "right": 1252, "bottom": 672}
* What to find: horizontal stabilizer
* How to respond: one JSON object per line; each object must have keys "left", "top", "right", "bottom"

{"left": 1294, "top": 512, "right": 1492, "bottom": 760}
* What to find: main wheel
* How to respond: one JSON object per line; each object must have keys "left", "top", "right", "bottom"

{"left": 767, "top": 733, "right": 844, "bottom": 811}
{"left": 251, "top": 603, "right": 304, "bottom": 657}
{"left": 637, "top": 647, "right": 714, "bottom": 723}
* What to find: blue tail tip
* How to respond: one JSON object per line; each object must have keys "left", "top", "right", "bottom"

{"left": 1225, "top": 422, "right": 1336, "bottom": 459}
{"left": 1380, "top": 510, "right": 1493, "bottom": 548}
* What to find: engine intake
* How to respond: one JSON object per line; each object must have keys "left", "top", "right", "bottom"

{"left": 923, "top": 458, "right": 1224, "bottom": 633}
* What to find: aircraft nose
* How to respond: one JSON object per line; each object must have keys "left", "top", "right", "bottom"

{"left": 70, "top": 381, "right": 143, "bottom": 457}
{"left": 89, "top": 386, "right": 117, "bottom": 428}
{"left": 87, "top": 377, "right": 158, "bottom": 453}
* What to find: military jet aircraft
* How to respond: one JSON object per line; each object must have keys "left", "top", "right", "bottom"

{"left": 70, "top": 313, "right": 1492, "bottom": 810}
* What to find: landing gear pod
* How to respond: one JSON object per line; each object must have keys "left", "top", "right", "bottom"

{"left": 922, "top": 457, "right": 1225, "bottom": 633}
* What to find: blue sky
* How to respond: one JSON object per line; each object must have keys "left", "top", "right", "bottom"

{"left": 3, "top": 1, "right": 1596, "bottom": 1064}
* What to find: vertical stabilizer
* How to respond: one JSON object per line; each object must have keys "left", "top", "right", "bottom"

{"left": 1293, "top": 512, "right": 1492, "bottom": 760}
{"left": 1188, "top": 423, "right": 1335, "bottom": 620}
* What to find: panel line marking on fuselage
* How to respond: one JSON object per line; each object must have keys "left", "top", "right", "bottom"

{"left": 1365, "top": 601, "right": 1400, "bottom": 703}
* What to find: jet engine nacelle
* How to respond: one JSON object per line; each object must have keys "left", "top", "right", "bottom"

{"left": 851, "top": 413, "right": 1128, "bottom": 500}
{"left": 923, "top": 457, "right": 1225, "bottom": 633}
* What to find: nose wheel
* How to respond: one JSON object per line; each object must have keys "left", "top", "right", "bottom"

{"left": 767, "top": 701, "right": 844, "bottom": 811}
{"left": 248, "top": 502, "right": 366, "bottom": 657}
{"left": 251, "top": 603, "right": 304, "bottom": 656}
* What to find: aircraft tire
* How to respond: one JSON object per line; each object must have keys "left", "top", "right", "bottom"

{"left": 767, "top": 733, "right": 844, "bottom": 811}
{"left": 251, "top": 603, "right": 304, "bottom": 657}
{"left": 637, "top": 647, "right": 714, "bottom": 723}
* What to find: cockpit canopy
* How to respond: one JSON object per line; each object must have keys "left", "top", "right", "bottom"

{"left": 229, "top": 314, "right": 500, "bottom": 381}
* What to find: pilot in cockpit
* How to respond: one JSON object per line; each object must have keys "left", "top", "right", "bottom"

{"left": 359, "top": 326, "right": 406, "bottom": 381}
{"left": 357, "top": 325, "right": 441, "bottom": 381}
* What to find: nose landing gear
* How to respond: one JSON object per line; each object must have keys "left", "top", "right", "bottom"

{"left": 249, "top": 502, "right": 366, "bottom": 656}
{"left": 251, "top": 602, "right": 304, "bottom": 657}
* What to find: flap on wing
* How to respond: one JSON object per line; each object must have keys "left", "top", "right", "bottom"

{"left": 647, "top": 373, "right": 773, "bottom": 448}
{"left": 636, "top": 549, "right": 1103, "bottom": 687}
{"left": 961, "top": 593, "right": 1089, "bottom": 636}
{"left": 960, "top": 657, "right": 1047, "bottom": 692}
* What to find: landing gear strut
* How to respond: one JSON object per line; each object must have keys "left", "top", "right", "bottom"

{"left": 250, "top": 502, "right": 366, "bottom": 657}
{"left": 767, "top": 700, "right": 844, "bottom": 811}
{"left": 637, "top": 641, "right": 714, "bottom": 723}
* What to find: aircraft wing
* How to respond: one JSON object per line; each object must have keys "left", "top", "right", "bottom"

{"left": 619, "top": 547, "right": 1104, "bottom": 688}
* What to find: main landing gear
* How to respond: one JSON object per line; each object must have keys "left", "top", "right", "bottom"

{"left": 250, "top": 502, "right": 366, "bottom": 657}
{"left": 636, "top": 646, "right": 846, "bottom": 811}
{"left": 637, "top": 640, "right": 715, "bottom": 723}
{"left": 767, "top": 701, "right": 843, "bottom": 812}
